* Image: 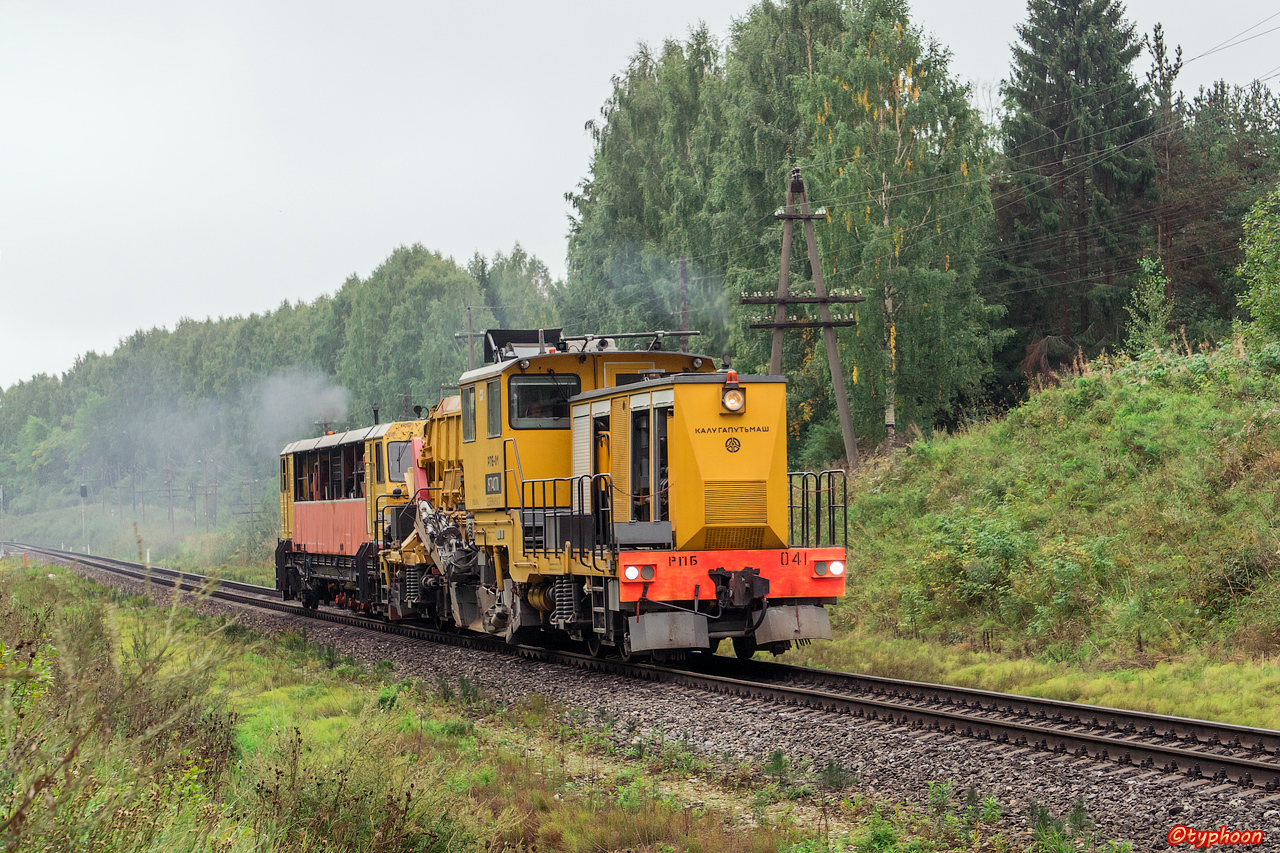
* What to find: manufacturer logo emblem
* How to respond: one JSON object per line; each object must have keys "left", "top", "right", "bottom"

{"left": 725, "top": 437, "right": 741, "bottom": 453}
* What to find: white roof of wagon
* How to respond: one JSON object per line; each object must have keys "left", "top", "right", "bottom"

{"left": 280, "top": 422, "right": 394, "bottom": 455}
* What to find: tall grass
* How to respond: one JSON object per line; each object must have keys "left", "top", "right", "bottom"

{"left": 10, "top": 560, "right": 1008, "bottom": 853}
{"left": 788, "top": 340, "right": 1280, "bottom": 725}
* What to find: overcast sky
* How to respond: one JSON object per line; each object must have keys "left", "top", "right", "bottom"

{"left": 1, "top": 0, "right": 1274, "bottom": 391}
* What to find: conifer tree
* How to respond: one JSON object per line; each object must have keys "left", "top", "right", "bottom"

{"left": 997, "top": 0, "right": 1153, "bottom": 346}
{"left": 1167, "top": 81, "right": 1280, "bottom": 338}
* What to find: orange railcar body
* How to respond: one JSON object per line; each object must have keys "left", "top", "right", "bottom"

{"left": 293, "top": 499, "right": 368, "bottom": 555}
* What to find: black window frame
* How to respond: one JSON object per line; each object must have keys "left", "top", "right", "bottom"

{"left": 630, "top": 409, "right": 651, "bottom": 521}
{"left": 375, "top": 441, "right": 384, "bottom": 484}
{"left": 462, "top": 386, "right": 476, "bottom": 443}
{"left": 654, "top": 406, "right": 671, "bottom": 521}
{"left": 508, "top": 374, "right": 580, "bottom": 430}
{"left": 486, "top": 378, "right": 502, "bottom": 438}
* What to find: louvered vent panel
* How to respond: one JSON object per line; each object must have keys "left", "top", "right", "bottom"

{"left": 611, "top": 398, "right": 630, "bottom": 523}
{"left": 571, "top": 414, "right": 591, "bottom": 512}
{"left": 704, "top": 480, "right": 768, "bottom": 525}
{"left": 572, "top": 415, "right": 591, "bottom": 477}
{"left": 706, "top": 528, "right": 765, "bottom": 550}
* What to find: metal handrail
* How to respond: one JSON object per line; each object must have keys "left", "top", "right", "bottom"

{"left": 516, "top": 472, "right": 616, "bottom": 572}
{"left": 787, "top": 468, "right": 848, "bottom": 548}
{"left": 520, "top": 476, "right": 575, "bottom": 558}
{"left": 580, "top": 473, "right": 616, "bottom": 572}
{"left": 501, "top": 438, "right": 525, "bottom": 511}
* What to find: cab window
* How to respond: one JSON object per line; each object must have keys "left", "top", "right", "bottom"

{"left": 486, "top": 378, "right": 502, "bottom": 438}
{"left": 462, "top": 386, "right": 476, "bottom": 442}
{"left": 387, "top": 440, "right": 413, "bottom": 486}
{"left": 509, "top": 374, "right": 580, "bottom": 429}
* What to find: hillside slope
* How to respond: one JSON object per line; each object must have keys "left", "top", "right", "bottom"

{"left": 830, "top": 340, "right": 1280, "bottom": 665}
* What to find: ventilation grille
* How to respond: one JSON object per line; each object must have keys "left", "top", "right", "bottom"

{"left": 611, "top": 398, "right": 630, "bottom": 523}
{"left": 706, "top": 528, "right": 765, "bottom": 550}
{"left": 704, "top": 480, "right": 768, "bottom": 524}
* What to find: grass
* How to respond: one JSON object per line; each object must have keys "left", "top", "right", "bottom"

{"left": 1, "top": 558, "right": 1033, "bottom": 852}
{"left": 782, "top": 338, "right": 1280, "bottom": 728}
{"left": 787, "top": 629, "right": 1280, "bottom": 728}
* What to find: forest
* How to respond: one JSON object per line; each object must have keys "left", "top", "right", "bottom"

{"left": 2, "top": 0, "right": 1279, "bottom": 561}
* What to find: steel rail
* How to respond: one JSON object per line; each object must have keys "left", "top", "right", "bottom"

{"left": 9, "top": 542, "right": 1280, "bottom": 792}
{"left": 686, "top": 657, "right": 1280, "bottom": 777}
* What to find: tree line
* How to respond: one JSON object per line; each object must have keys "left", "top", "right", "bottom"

{"left": 0, "top": 245, "right": 551, "bottom": 518}
{"left": 2, "top": 0, "right": 1279, "bottom": 536}
{"left": 565, "top": 0, "right": 1280, "bottom": 461}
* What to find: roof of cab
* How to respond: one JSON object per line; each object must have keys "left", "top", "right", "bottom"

{"left": 280, "top": 422, "right": 394, "bottom": 455}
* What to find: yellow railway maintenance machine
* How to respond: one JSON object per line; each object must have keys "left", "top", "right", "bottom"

{"left": 281, "top": 329, "right": 848, "bottom": 659}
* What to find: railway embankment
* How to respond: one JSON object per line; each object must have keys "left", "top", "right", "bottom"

{"left": 792, "top": 340, "right": 1280, "bottom": 728}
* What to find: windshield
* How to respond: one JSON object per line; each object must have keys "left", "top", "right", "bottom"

{"left": 508, "top": 374, "right": 580, "bottom": 429}
{"left": 387, "top": 440, "right": 413, "bottom": 486}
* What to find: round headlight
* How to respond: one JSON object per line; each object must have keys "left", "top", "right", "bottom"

{"left": 814, "top": 561, "right": 829, "bottom": 575}
{"left": 829, "top": 561, "right": 846, "bottom": 576}
{"left": 693, "top": 357, "right": 703, "bottom": 368}
{"left": 640, "top": 565, "right": 655, "bottom": 580}
{"left": 722, "top": 388, "right": 745, "bottom": 412}
{"left": 623, "top": 565, "right": 641, "bottom": 581}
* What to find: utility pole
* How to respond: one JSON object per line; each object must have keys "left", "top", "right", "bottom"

{"left": 165, "top": 466, "right": 175, "bottom": 535}
{"left": 237, "top": 474, "right": 259, "bottom": 542}
{"left": 80, "top": 483, "right": 87, "bottom": 552}
{"left": 467, "top": 306, "right": 475, "bottom": 370}
{"left": 203, "top": 458, "right": 210, "bottom": 533}
{"left": 744, "top": 167, "right": 864, "bottom": 468}
{"left": 679, "top": 256, "right": 690, "bottom": 353}
{"left": 454, "top": 306, "right": 485, "bottom": 371}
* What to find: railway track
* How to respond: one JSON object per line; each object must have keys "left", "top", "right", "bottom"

{"left": 9, "top": 541, "right": 1280, "bottom": 794}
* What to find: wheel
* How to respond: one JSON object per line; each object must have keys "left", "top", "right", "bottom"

{"left": 732, "top": 636, "right": 757, "bottom": 661}
{"left": 586, "top": 633, "right": 606, "bottom": 658}
{"left": 431, "top": 605, "right": 453, "bottom": 632}
{"left": 618, "top": 634, "right": 647, "bottom": 663}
